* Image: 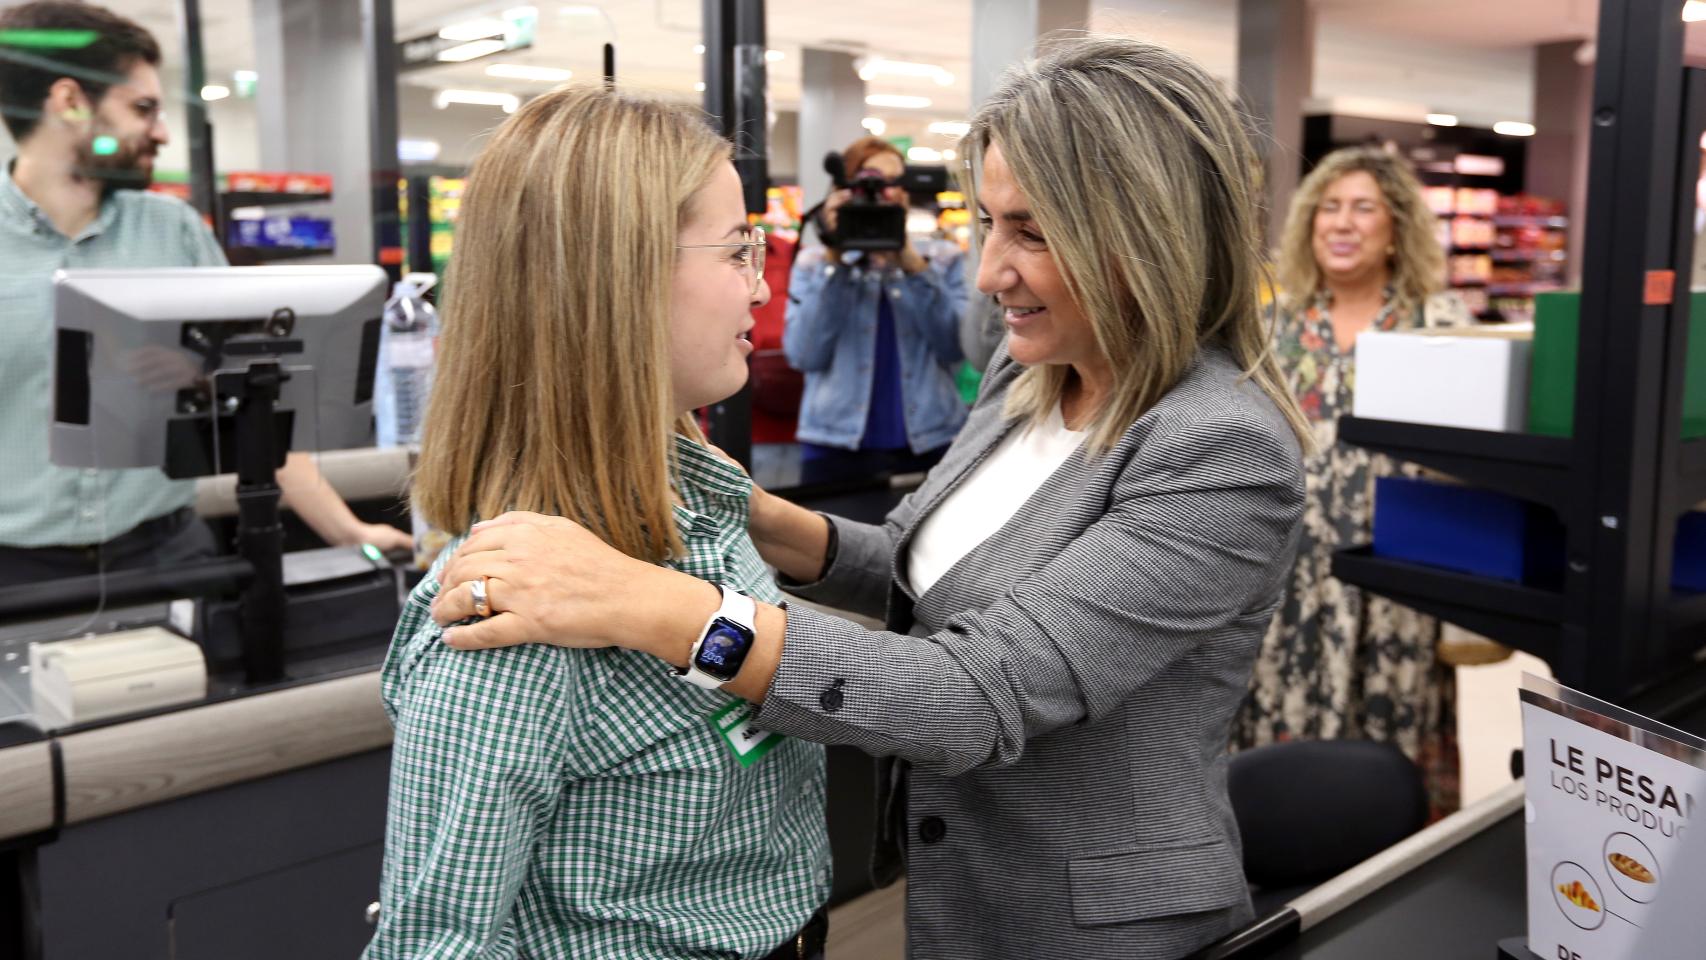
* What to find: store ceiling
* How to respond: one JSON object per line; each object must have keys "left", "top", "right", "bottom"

{"left": 86, "top": 0, "right": 1706, "bottom": 139}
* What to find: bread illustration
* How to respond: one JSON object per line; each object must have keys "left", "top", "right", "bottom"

{"left": 1609, "top": 852, "right": 1656, "bottom": 884}
{"left": 1558, "top": 880, "right": 1600, "bottom": 911}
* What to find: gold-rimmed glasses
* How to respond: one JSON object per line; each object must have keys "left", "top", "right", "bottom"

{"left": 677, "top": 228, "right": 767, "bottom": 296}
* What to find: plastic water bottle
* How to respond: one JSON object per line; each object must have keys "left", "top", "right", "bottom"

{"left": 374, "top": 273, "right": 439, "bottom": 448}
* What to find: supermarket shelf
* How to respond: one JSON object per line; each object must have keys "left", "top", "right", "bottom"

{"left": 230, "top": 246, "right": 334, "bottom": 262}
{"left": 1450, "top": 278, "right": 1490, "bottom": 287}
{"left": 1330, "top": 546, "right": 1563, "bottom": 661}
{"left": 1493, "top": 215, "right": 1569, "bottom": 228}
{"left": 1337, "top": 416, "right": 1573, "bottom": 511}
{"left": 222, "top": 190, "right": 333, "bottom": 208}
{"left": 1486, "top": 282, "right": 1565, "bottom": 296}
{"left": 1490, "top": 249, "right": 1567, "bottom": 262}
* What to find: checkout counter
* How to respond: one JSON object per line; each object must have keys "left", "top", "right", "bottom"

{"left": 0, "top": 448, "right": 409, "bottom": 960}
{"left": 1194, "top": 662, "right": 1706, "bottom": 960}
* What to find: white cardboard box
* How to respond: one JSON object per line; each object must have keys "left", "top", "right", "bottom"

{"left": 29, "top": 627, "right": 207, "bottom": 727}
{"left": 1353, "top": 330, "right": 1532, "bottom": 432}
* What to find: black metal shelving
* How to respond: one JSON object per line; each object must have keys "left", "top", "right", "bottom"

{"left": 1330, "top": 547, "right": 1564, "bottom": 664}
{"left": 221, "top": 190, "right": 333, "bottom": 209}
{"left": 230, "top": 246, "right": 333, "bottom": 263}
{"left": 1334, "top": 1, "right": 1706, "bottom": 703}
{"left": 1336, "top": 417, "right": 1572, "bottom": 512}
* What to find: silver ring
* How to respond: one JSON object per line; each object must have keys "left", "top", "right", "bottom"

{"left": 470, "top": 576, "right": 490, "bottom": 618}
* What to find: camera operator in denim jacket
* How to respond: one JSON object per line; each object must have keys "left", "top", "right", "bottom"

{"left": 784, "top": 136, "right": 968, "bottom": 480}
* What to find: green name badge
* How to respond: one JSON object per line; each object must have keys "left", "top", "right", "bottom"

{"left": 709, "top": 699, "right": 786, "bottom": 768}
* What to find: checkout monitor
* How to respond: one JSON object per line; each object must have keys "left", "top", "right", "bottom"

{"left": 49, "top": 266, "right": 388, "bottom": 478}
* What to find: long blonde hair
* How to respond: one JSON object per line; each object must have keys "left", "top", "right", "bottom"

{"left": 413, "top": 85, "right": 728, "bottom": 561}
{"left": 1277, "top": 145, "right": 1444, "bottom": 315}
{"left": 961, "top": 35, "right": 1310, "bottom": 453}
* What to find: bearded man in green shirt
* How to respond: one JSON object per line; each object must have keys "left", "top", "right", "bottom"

{"left": 0, "top": 0, "right": 409, "bottom": 586}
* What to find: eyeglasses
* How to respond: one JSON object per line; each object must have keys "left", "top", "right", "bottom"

{"left": 677, "top": 228, "right": 767, "bottom": 297}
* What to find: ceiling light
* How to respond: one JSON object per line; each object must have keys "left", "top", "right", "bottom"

{"left": 907, "top": 146, "right": 943, "bottom": 162}
{"left": 943, "top": 148, "right": 956, "bottom": 161}
{"left": 858, "top": 58, "right": 953, "bottom": 86}
{"left": 766, "top": 49, "right": 785, "bottom": 62}
{"left": 438, "top": 17, "right": 507, "bottom": 41}
{"left": 861, "top": 117, "right": 887, "bottom": 135}
{"left": 437, "top": 38, "right": 507, "bottom": 62}
{"left": 694, "top": 81, "right": 706, "bottom": 92}
{"left": 694, "top": 43, "right": 706, "bottom": 55}
{"left": 866, "top": 94, "right": 931, "bottom": 109}
{"left": 200, "top": 83, "right": 230, "bottom": 101}
{"left": 435, "top": 89, "right": 521, "bottom": 113}
{"left": 485, "top": 63, "right": 571, "bottom": 81}
{"left": 1493, "top": 121, "right": 1536, "bottom": 137}
{"left": 1426, "top": 113, "right": 1458, "bottom": 127}
{"left": 1686, "top": 0, "right": 1706, "bottom": 21}
{"left": 927, "top": 120, "right": 970, "bottom": 137}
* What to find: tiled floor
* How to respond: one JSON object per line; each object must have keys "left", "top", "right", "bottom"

{"left": 822, "top": 629, "right": 1549, "bottom": 958}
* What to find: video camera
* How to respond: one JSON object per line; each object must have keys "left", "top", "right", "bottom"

{"left": 816, "top": 150, "right": 908, "bottom": 252}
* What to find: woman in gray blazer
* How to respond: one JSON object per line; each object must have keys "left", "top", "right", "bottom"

{"left": 431, "top": 36, "right": 1309, "bottom": 960}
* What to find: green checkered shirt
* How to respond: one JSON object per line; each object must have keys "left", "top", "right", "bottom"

{"left": 367, "top": 436, "right": 830, "bottom": 959}
{"left": 0, "top": 165, "right": 227, "bottom": 548}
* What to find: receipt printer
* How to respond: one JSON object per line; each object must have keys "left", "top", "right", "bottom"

{"left": 30, "top": 626, "right": 207, "bottom": 726}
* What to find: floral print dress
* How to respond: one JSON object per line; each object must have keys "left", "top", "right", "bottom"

{"left": 1235, "top": 291, "right": 1461, "bottom": 819}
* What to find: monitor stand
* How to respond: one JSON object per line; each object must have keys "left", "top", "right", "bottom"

{"left": 226, "top": 358, "right": 291, "bottom": 685}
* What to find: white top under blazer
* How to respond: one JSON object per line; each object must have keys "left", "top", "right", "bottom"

{"left": 907, "top": 403, "right": 1086, "bottom": 596}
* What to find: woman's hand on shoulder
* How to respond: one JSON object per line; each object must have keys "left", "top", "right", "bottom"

{"left": 430, "top": 511, "right": 659, "bottom": 651}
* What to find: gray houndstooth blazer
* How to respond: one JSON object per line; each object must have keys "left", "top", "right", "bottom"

{"left": 755, "top": 342, "right": 1306, "bottom": 960}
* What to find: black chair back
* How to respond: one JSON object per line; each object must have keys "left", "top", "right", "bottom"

{"left": 1229, "top": 739, "right": 1429, "bottom": 893}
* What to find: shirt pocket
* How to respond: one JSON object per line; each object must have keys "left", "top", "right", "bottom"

{"left": 1067, "top": 838, "right": 1248, "bottom": 927}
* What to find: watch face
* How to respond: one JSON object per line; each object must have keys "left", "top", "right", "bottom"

{"left": 692, "top": 617, "right": 754, "bottom": 682}
{"left": 694, "top": 617, "right": 755, "bottom": 681}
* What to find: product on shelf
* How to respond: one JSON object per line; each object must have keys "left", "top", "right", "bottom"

{"left": 1450, "top": 253, "right": 1493, "bottom": 286}
{"left": 225, "top": 171, "right": 333, "bottom": 196}
{"left": 227, "top": 215, "right": 334, "bottom": 251}
{"left": 1454, "top": 187, "right": 1499, "bottom": 216}
{"left": 1424, "top": 185, "right": 1455, "bottom": 216}
{"left": 427, "top": 177, "right": 465, "bottom": 275}
{"left": 1451, "top": 216, "right": 1496, "bottom": 248}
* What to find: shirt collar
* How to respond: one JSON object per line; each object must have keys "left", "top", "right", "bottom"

{"left": 0, "top": 162, "right": 41, "bottom": 233}
{"left": 2, "top": 160, "right": 121, "bottom": 242}
{"left": 671, "top": 433, "right": 754, "bottom": 533}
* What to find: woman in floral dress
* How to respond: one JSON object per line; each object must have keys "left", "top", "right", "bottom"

{"left": 1236, "top": 146, "right": 1468, "bottom": 818}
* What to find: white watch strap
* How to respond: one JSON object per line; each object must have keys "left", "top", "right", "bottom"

{"left": 680, "top": 586, "right": 756, "bottom": 689}
{"left": 717, "top": 587, "right": 756, "bottom": 632}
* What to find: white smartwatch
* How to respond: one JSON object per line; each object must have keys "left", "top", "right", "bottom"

{"left": 676, "top": 586, "right": 758, "bottom": 690}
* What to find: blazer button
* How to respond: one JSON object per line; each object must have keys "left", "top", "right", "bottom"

{"left": 819, "top": 679, "right": 846, "bottom": 713}
{"left": 918, "top": 816, "right": 946, "bottom": 844}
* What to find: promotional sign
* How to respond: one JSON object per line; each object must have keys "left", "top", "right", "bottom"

{"left": 1521, "top": 675, "right": 1706, "bottom": 960}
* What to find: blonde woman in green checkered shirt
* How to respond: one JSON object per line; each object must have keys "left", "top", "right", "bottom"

{"left": 364, "top": 86, "right": 830, "bottom": 959}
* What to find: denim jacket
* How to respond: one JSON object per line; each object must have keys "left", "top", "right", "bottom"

{"left": 783, "top": 245, "right": 968, "bottom": 452}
